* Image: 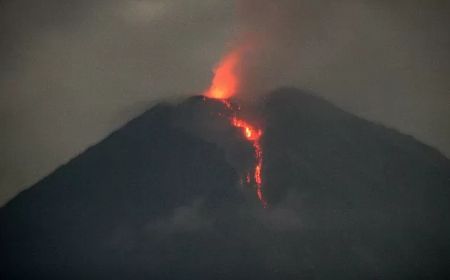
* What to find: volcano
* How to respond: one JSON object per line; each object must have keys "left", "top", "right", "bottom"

{"left": 1, "top": 88, "right": 450, "bottom": 279}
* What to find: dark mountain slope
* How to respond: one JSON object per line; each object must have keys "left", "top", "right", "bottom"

{"left": 1, "top": 89, "right": 449, "bottom": 279}
{"left": 263, "top": 88, "right": 450, "bottom": 278}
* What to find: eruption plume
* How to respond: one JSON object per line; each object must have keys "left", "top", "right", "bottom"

{"left": 204, "top": 46, "right": 267, "bottom": 208}
{"left": 204, "top": 50, "right": 240, "bottom": 100}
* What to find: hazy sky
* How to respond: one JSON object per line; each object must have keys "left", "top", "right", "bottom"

{"left": 1, "top": 0, "right": 449, "bottom": 205}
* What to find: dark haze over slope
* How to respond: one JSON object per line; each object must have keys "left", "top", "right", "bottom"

{"left": 1, "top": 88, "right": 449, "bottom": 279}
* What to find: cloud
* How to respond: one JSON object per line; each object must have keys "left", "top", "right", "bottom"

{"left": 235, "top": 0, "right": 450, "bottom": 157}
{"left": 146, "top": 198, "right": 212, "bottom": 233}
{"left": 122, "top": 0, "right": 172, "bottom": 23}
{"left": 259, "top": 207, "right": 303, "bottom": 231}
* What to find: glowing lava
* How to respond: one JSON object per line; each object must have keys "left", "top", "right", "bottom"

{"left": 204, "top": 48, "right": 242, "bottom": 99}
{"left": 204, "top": 47, "right": 267, "bottom": 208}
{"left": 231, "top": 117, "right": 266, "bottom": 207}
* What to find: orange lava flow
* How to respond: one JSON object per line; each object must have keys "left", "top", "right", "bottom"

{"left": 203, "top": 46, "right": 267, "bottom": 207}
{"left": 231, "top": 117, "right": 267, "bottom": 208}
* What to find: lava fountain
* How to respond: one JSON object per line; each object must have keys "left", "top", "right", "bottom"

{"left": 203, "top": 47, "right": 267, "bottom": 208}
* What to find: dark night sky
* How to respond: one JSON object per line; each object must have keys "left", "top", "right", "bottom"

{"left": 1, "top": 0, "right": 449, "bottom": 205}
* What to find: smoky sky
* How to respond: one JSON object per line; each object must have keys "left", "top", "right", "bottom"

{"left": 1, "top": 0, "right": 449, "bottom": 205}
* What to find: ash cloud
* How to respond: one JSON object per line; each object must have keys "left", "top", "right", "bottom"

{"left": 234, "top": 0, "right": 450, "bottom": 158}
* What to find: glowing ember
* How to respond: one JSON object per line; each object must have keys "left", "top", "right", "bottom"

{"left": 203, "top": 47, "right": 267, "bottom": 207}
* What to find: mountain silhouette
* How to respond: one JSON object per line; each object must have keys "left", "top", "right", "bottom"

{"left": 1, "top": 88, "right": 449, "bottom": 279}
